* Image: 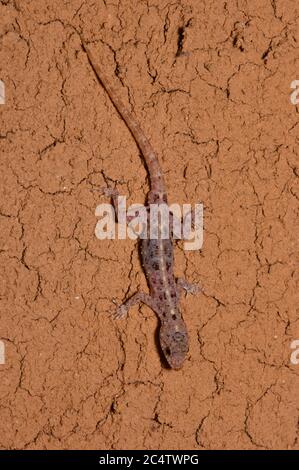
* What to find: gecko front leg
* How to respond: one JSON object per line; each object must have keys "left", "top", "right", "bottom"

{"left": 114, "top": 292, "right": 158, "bottom": 319}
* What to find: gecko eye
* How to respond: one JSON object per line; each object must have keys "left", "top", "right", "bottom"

{"left": 173, "top": 331, "right": 185, "bottom": 342}
{"left": 165, "top": 347, "right": 171, "bottom": 356}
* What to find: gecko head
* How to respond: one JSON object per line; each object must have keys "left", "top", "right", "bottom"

{"left": 159, "top": 319, "right": 189, "bottom": 370}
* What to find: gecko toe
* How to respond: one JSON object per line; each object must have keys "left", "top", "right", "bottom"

{"left": 187, "top": 283, "right": 200, "bottom": 295}
{"left": 114, "top": 305, "right": 128, "bottom": 319}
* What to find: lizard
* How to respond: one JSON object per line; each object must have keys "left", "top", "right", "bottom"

{"left": 83, "top": 41, "right": 198, "bottom": 370}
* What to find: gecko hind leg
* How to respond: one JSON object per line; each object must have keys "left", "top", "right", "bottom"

{"left": 114, "top": 292, "right": 157, "bottom": 319}
{"left": 97, "top": 186, "right": 138, "bottom": 223}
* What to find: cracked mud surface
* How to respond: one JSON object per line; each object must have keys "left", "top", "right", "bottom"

{"left": 0, "top": 0, "right": 298, "bottom": 450}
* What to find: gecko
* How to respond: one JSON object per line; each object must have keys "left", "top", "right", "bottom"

{"left": 83, "top": 42, "right": 198, "bottom": 370}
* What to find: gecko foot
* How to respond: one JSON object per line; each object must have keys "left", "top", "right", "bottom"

{"left": 91, "top": 186, "right": 118, "bottom": 196}
{"left": 114, "top": 304, "right": 129, "bottom": 319}
{"left": 177, "top": 278, "right": 200, "bottom": 295}
{"left": 101, "top": 187, "right": 119, "bottom": 198}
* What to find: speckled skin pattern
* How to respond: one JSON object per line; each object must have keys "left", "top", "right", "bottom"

{"left": 141, "top": 223, "right": 189, "bottom": 369}
{"left": 84, "top": 42, "right": 190, "bottom": 369}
